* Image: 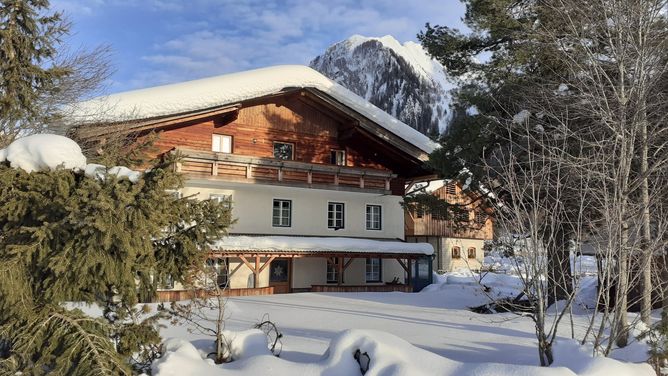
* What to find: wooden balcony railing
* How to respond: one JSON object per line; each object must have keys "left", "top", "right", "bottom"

{"left": 172, "top": 148, "right": 396, "bottom": 193}
{"left": 404, "top": 211, "right": 493, "bottom": 239}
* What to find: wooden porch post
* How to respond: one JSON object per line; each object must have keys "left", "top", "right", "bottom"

{"left": 406, "top": 258, "right": 412, "bottom": 287}
{"left": 254, "top": 255, "right": 260, "bottom": 288}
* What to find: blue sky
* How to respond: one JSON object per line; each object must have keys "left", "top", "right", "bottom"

{"left": 51, "top": 0, "right": 466, "bottom": 94}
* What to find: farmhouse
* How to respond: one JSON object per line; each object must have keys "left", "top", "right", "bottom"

{"left": 405, "top": 180, "right": 494, "bottom": 273}
{"left": 72, "top": 65, "right": 442, "bottom": 300}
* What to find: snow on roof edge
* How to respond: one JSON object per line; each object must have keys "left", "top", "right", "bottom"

{"left": 70, "top": 65, "right": 438, "bottom": 154}
{"left": 212, "top": 235, "right": 434, "bottom": 256}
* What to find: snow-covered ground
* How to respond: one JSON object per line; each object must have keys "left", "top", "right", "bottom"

{"left": 150, "top": 265, "right": 653, "bottom": 375}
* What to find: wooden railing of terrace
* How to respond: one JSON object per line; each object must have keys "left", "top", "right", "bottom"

{"left": 172, "top": 148, "right": 397, "bottom": 194}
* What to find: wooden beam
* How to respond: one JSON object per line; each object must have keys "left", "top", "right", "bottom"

{"left": 397, "top": 259, "right": 408, "bottom": 273}
{"left": 254, "top": 255, "right": 260, "bottom": 288}
{"left": 238, "top": 256, "right": 256, "bottom": 273}
{"left": 76, "top": 105, "right": 240, "bottom": 139}
{"left": 228, "top": 262, "right": 244, "bottom": 278}
{"left": 406, "top": 259, "right": 412, "bottom": 287}
{"left": 343, "top": 257, "right": 354, "bottom": 271}
{"left": 258, "top": 255, "right": 277, "bottom": 274}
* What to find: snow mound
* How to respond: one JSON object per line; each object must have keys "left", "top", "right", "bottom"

{"left": 153, "top": 329, "right": 652, "bottom": 376}
{"left": 0, "top": 134, "right": 87, "bottom": 173}
{"left": 84, "top": 164, "right": 142, "bottom": 183}
{"left": 107, "top": 166, "right": 142, "bottom": 183}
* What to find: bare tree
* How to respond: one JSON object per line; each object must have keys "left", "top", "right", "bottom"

{"left": 165, "top": 259, "right": 233, "bottom": 364}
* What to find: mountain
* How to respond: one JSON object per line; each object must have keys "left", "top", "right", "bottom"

{"left": 309, "top": 35, "right": 453, "bottom": 137}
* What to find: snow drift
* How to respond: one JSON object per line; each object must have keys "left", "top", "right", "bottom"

{"left": 0, "top": 134, "right": 141, "bottom": 182}
{"left": 152, "top": 329, "right": 652, "bottom": 376}
{"left": 0, "top": 134, "right": 87, "bottom": 173}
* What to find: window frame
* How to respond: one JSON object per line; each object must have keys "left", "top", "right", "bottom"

{"left": 273, "top": 141, "right": 295, "bottom": 160}
{"left": 210, "top": 193, "right": 232, "bottom": 210}
{"left": 365, "top": 204, "right": 382, "bottom": 231}
{"left": 161, "top": 274, "right": 174, "bottom": 290}
{"left": 365, "top": 258, "right": 382, "bottom": 282}
{"left": 330, "top": 149, "right": 346, "bottom": 166}
{"left": 326, "top": 258, "right": 339, "bottom": 283}
{"left": 205, "top": 258, "right": 229, "bottom": 288}
{"left": 272, "top": 199, "right": 292, "bottom": 227}
{"left": 212, "top": 134, "right": 233, "bottom": 153}
{"left": 452, "top": 246, "right": 461, "bottom": 259}
{"left": 327, "top": 202, "right": 345, "bottom": 229}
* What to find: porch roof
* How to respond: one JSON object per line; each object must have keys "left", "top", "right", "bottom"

{"left": 211, "top": 235, "right": 434, "bottom": 256}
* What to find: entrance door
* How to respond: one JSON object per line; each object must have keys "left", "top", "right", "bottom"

{"left": 269, "top": 258, "right": 291, "bottom": 294}
{"left": 411, "top": 256, "right": 433, "bottom": 292}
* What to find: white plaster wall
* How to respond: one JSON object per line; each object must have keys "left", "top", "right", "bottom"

{"left": 290, "top": 257, "right": 408, "bottom": 288}
{"left": 382, "top": 259, "right": 408, "bottom": 284}
{"left": 292, "top": 258, "right": 326, "bottom": 288}
{"left": 442, "top": 238, "right": 485, "bottom": 272}
{"left": 180, "top": 180, "right": 404, "bottom": 239}
{"left": 227, "top": 257, "right": 271, "bottom": 288}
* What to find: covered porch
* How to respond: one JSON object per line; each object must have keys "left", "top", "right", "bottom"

{"left": 155, "top": 236, "right": 434, "bottom": 301}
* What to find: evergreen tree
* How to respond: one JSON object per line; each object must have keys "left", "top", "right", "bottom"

{"left": 0, "top": 0, "right": 111, "bottom": 147}
{"left": 0, "top": 153, "right": 232, "bottom": 374}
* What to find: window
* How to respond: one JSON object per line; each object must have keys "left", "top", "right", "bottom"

{"left": 210, "top": 194, "right": 232, "bottom": 209}
{"left": 468, "top": 247, "right": 477, "bottom": 259}
{"left": 272, "top": 199, "right": 292, "bottom": 227}
{"left": 366, "top": 258, "right": 382, "bottom": 282}
{"left": 327, "top": 258, "right": 339, "bottom": 283}
{"left": 415, "top": 204, "right": 424, "bottom": 219}
{"left": 330, "top": 150, "right": 346, "bottom": 166}
{"left": 432, "top": 208, "right": 447, "bottom": 221}
{"left": 474, "top": 211, "right": 488, "bottom": 227}
{"left": 328, "top": 202, "right": 345, "bottom": 229}
{"left": 452, "top": 247, "right": 461, "bottom": 259}
{"left": 366, "top": 205, "right": 382, "bottom": 230}
{"left": 167, "top": 190, "right": 181, "bottom": 199}
{"left": 161, "top": 274, "right": 174, "bottom": 290}
{"left": 445, "top": 182, "right": 456, "bottom": 195}
{"left": 205, "top": 258, "right": 229, "bottom": 288}
{"left": 273, "top": 141, "right": 294, "bottom": 160}
{"left": 269, "top": 259, "right": 289, "bottom": 283}
{"left": 212, "top": 134, "right": 232, "bottom": 153}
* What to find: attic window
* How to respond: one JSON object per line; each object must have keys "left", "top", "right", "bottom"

{"left": 445, "top": 183, "right": 456, "bottom": 195}
{"left": 273, "top": 141, "right": 294, "bottom": 160}
{"left": 330, "top": 150, "right": 346, "bottom": 166}
{"left": 212, "top": 134, "right": 232, "bottom": 153}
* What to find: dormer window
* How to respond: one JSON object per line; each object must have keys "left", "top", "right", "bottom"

{"left": 212, "top": 134, "right": 232, "bottom": 153}
{"left": 273, "top": 141, "right": 294, "bottom": 160}
{"left": 330, "top": 149, "right": 346, "bottom": 166}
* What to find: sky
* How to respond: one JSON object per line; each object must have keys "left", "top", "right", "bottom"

{"left": 51, "top": 0, "right": 467, "bottom": 94}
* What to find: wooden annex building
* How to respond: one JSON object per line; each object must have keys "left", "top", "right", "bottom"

{"left": 72, "top": 65, "right": 438, "bottom": 301}
{"left": 406, "top": 180, "right": 494, "bottom": 273}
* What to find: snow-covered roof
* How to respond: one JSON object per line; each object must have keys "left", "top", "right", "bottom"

{"left": 70, "top": 65, "right": 438, "bottom": 154}
{"left": 212, "top": 235, "right": 434, "bottom": 256}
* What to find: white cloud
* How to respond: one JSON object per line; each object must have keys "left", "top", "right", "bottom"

{"left": 63, "top": 0, "right": 466, "bottom": 91}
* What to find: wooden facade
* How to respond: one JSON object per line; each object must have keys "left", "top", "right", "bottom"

{"left": 405, "top": 182, "right": 494, "bottom": 240}
{"left": 125, "top": 93, "right": 424, "bottom": 196}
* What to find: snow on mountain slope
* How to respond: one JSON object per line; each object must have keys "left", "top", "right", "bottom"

{"left": 310, "top": 34, "right": 453, "bottom": 136}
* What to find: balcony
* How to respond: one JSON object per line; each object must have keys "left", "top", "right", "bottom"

{"left": 172, "top": 148, "right": 397, "bottom": 193}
